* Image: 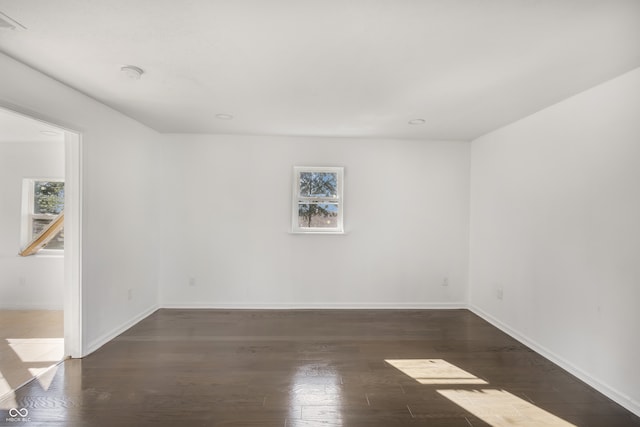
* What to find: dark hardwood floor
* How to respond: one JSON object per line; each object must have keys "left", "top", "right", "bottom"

{"left": 2, "top": 309, "right": 639, "bottom": 426}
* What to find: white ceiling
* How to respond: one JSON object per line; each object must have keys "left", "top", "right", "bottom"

{"left": 0, "top": 0, "right": 639, "bottom": 141}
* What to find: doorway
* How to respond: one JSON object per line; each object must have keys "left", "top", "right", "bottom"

{"left": 0, "top": 107, "right": 81, "bottom": 402}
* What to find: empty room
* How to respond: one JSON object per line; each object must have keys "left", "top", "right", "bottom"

{"left": 0, "top": 1, "right": 639, "bottom": 426}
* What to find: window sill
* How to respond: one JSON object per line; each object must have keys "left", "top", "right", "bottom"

{"left": 289, "top": 230, "right": 346, "bottom": 235}
{"left": 20, "top": 250, "right": 64, "bottom": 258}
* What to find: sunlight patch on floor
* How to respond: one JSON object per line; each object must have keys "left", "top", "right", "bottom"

{"left": 7, "top": 338, "right": 64, "bottom": 363}
{"left": 385, "top": 359, "right": 488, "bottom": 384}
{"left": 437, "top": 389, "right": 576, "bottom": 427}
{"left": 32, "top": 364, "right": 59, "bottom": 391}
{"left": 387, "top": 358, "right": 577, "bottom": 427}
{"left": 0, "top": 310, "right": 64, "bottom": 404}
{"left": 0, "top": 374, "right": 16, "bottom": 409}
{"left": 0, "top": 392, "right": 18, "bottom": 411}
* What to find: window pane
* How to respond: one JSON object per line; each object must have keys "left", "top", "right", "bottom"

{"left": 299, "top": 172, "right": 338, "bottom": 198}
{"left": 298, "top": 203, "right": 339, "bottom": 228}
{"left": 32, "top": 219, "right": 65, "bottom": 250}
{"left": 34, "top": 181, "right": 65, "bottom": 215}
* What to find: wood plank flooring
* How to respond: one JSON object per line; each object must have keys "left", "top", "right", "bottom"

{"left": 2, "top": 309, "right": 639, "bottom": 426}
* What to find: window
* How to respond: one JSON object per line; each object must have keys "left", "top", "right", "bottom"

{"left": 292, "top": 166, "right": 344, "bottom": 233}
{"left": 21, "top": 179, "right": 65, "bottom": 251}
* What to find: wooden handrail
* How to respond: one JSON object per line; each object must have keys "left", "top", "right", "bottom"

{"left": 19, "top": 211, "right": 64, "bottom": 257}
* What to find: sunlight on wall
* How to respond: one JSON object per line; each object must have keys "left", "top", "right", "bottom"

{"left": 385, "top": 359, "right": 488, "bottom": 384}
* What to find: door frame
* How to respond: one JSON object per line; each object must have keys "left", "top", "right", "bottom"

{"left": 0, "top": 105, "right": 83, "bottom": 358}
{"left": 64, "top": 130, "right": 82, "bottom": 358}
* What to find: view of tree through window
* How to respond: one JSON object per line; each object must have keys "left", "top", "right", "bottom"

{"left": 293, "top": 167, "right": 343, "bottom": 233}
{"left": 34, "top": 181, "right": 65, "bottom": 215}
{"left": 31, "top": 180, "right": 65, "bottom": 250}
{"left": 298, "top": 172, "right": 338, "bottom": 228}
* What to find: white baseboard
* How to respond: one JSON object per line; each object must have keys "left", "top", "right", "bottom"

{"left": 469, "top": 304, "right": 640, "bottom": 417}
{"left": 160, "top": 302, "right": 468, "bottom": 310}
{"left": 85, "top": 304, "right": 159, "bottom": 356}
{"left": 0, "top": 303, "right": 63, "bottom": 310}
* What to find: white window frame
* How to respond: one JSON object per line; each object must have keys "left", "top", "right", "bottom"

{"left": 21, "top": 177, "right": 65, "bottom": 254}
{"left": 291, "top": 166, "right": 344, "bottom": 234}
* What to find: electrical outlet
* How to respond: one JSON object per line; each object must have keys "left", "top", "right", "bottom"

{"left": 496, "top": 287, "right": 503, "bottom": 300}
{"left": 127, "top": 289, "right": 133, "bottom": 301}
{"left": 189, "top": 277, "right": 196, "bottom": 286}
{"left": 442, "top": 277, "right": 449, "bottom": 287}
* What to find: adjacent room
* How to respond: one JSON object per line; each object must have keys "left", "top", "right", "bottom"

{"left": 0, "top": 1, "right": 638, "bottom": 426}
{"left": 0, "top": 110, "right": 65, "bottom": 401}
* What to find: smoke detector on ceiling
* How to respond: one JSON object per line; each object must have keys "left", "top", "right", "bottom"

{"left": 0, "top": 11, "right": 26, "bottom": 31}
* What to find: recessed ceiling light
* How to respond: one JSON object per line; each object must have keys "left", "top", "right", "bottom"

{"left": 408, "top": 119, "right": 426, "bottom": 125}
{"left": 215, "top": 114, "right": 233, "bottom": 120}
{"left": 121, "top": 65, "right": 144, "bottom": 80}
{"left": 40, "top": 130, "right": 61, "bottom": 136}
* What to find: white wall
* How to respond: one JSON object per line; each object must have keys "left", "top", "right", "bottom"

{"left": 469, "top": 67, "right": 640, "bottom": 414}
{"left": 158, "top": 135, "right": 470, "bottom": 308}
{"left": 0, "top": 52, "right": 160, "bottom": 354}
{"left": 0, "top": 141, "right": 65, "bottom": 309}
